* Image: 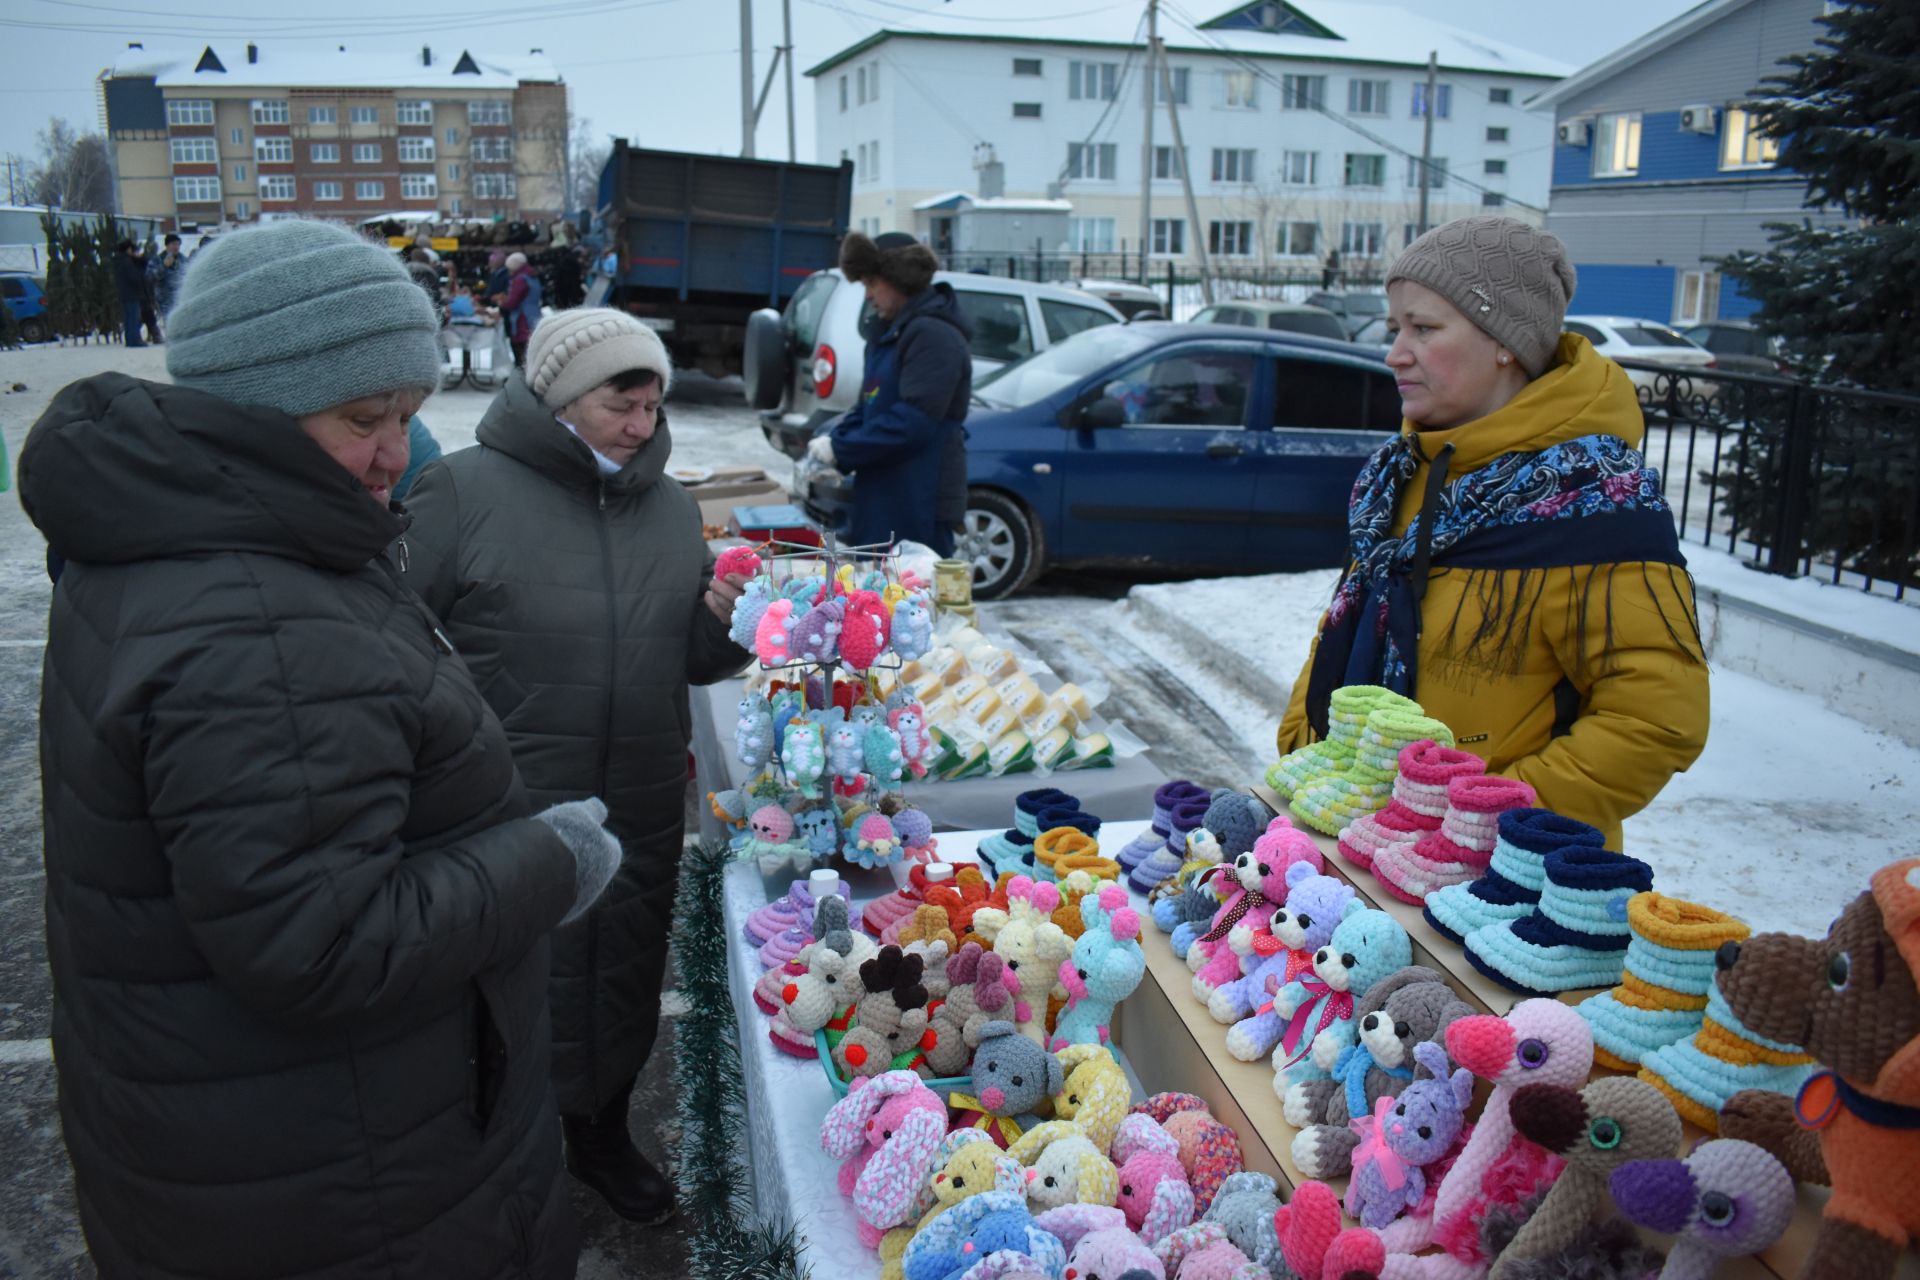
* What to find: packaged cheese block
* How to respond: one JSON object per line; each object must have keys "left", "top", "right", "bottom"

{"left": 908, "top": 669, "right": 948, "bottom": 704}
{"left": 970, "top": 646, "right": 1021, "bottom": 684}
{"left": 923, "top": 646, "right": 968, "bottom": 682}
{"left": 988, "top": 729, "right": 1035, "bottom": 775}
{"left": 1027, "top": 696, "right": 1080, "bottom": 737}
{"left": 946, "top": 626, "right": 987, "bottom": 655}
{"left": 898, "top": 659, "right": 930, "bottom": 686}
{"left": 942, "top": 738, "right": 992, "bottom": 780}
{"left": 975, "top": 703, "right": 1018, "bottom": 743}
{"left": 1032, "top": 726, "right": 1075, "bottom": 771}
{"left": 961, "top": 686, "right": 1003, "bottom": 725}
{"left": 1062, "top": 732, "right": 1113, "bottom": 769}
{"left": 947, "top": 673, "right": 988, "bottom": 706}
{"left": 1051, "top": 682, "right": 1093, "bottom": 722}
{"left": 1007, "top": 683, "right": 1050, "bottom": 725}
{"left": 921, "top": 693, "right": 959, "bottom": 729}
{"left": 995, "top": 672, "right": 1041, "bottom": 707}
{"left": 926, "top": 727, "right": 965, "bottom": 776}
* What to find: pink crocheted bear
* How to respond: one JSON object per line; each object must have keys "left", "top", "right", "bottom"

{"left": 1189, "top": 842, "right": 1298, "bottom": 1004}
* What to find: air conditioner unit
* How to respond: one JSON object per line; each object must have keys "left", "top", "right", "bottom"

{"left": 1679, "top": 104, "right": 1718, "bottom": 134}
{"left": 1557, "top": 119, "right": 1590, "bottom": 147}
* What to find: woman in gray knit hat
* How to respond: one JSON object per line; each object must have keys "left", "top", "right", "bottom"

{"left": 1277, "top": 214, "right": 1708, "bottom": 848}
{"left": 17, "top": 219, "right": 621, "bottom": 1277}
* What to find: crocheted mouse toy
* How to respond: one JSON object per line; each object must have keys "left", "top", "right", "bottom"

{"left": 1053, "top": 885, "right": 1145, "bottom": 1050}
{"left": 1715, "top": 857, "right": 1920, "bottom": 1280}
{"left": 821, "top": 1070, "right": 951, "bottom": 1248}
{"left": 1198, "top": 1171, "right": 1282, "bottom": 1274}
{"left": 1346, "top": 1040, "right": 1474, "bottom": 1231}
{"left": 953, "top": 1020, "right": 1064, "bottom": 1147}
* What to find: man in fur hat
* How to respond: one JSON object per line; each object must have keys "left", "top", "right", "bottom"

{"left": 807, "top": 230, "right": 972, "bottom": 554}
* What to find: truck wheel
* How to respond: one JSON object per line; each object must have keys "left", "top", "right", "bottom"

{"left": 19, "top": 318, "right": 46, "bottom": 344}
{"left": 742, "top": 308, "right": 789, "bottom": 410}
{"left": 959, "top": 489, "right": 1044, "bottom": 601}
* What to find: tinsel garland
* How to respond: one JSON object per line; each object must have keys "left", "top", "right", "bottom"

{"left": 671, "top": 839, "right": 808, "bottom": 1280}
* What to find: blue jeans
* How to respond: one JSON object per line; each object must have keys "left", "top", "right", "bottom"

{"left": 122, "top": 301, "right": 146, "bottom": 348}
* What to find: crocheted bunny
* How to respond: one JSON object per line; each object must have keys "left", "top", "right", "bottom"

{"left": 1130, "top": 1094, "right": 1244, "bottom": 1219}
{"left": 1066, "top": 1217, "right": 1165, "bottom": 1280}
{"left": 956, "top": 1020, "right": 1064, "bottom": 1146}
{"left": 841, "top": 589, "right": 892, "bottom": 671}
{"left": 1112, "top": 1113, "right": 1195, "bottom": 1245}
{"left": 891, "top": 593, "right": 935, "bottom": 661}
{"left": 900, "top": 1190, "right": 1069, "bottom": 1280}
{"left": 792, "top": 596, "right": 846, "bottom": 664}
{"left": 781, "top": 719, "right": 826, "bottom": 798}
{"left": 1346, "top": 1041, "right": 1474, "bottom": 1230}
{"left": 1005, "top": 1122, "right": 1118, "bottom": 1209}
{"left": 835, "top": 948, "right": 934, "bottom": 1080}
{"left": 1609, "top": 1138, "right": 1796, "bottom": 1280}
{"left": 925, "top": 943, "right": 1020, "bottom": 1076}
{"left": 1198, "top": 1171, "right": 1282, "bottom": 1274}
{"left": 820, "top": 1070, "right": 950, "bottom": 1248}
{"left": 1267, "top": 906, "right": 1411, "bottom": 1084}
{"left": 1051, "top": 1044, "right": 1131, "bottom": 1155}
{"left": 1052, "top": 885, "right": 1145, "bottom": 1050}
{"left": 973, "top": 876, "right": 1073, "bottom": 1048}
{"left": 735, "top": 694, "right": 774, "bottom": 769}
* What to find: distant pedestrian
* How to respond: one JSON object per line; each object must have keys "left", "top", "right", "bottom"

{"left": 1323, "top": 247, "right": 1343, "bottom": 290}
{"left": 146, "top": 233, "right": 186, "bottom": 316}
{"left": 405, "top": 246, "right": 445, "bottom": 316}
{"left": 498, "top": 251, "right": 542, "bottom": 368}
{"left": 486, "top": 248, "right": 510, "bottom": 299}
{"left": 597, "top": 245, "right": 618, "bottom": 281}
{"left": 553, "top": 247, "right": 584, "bottom": 309}
{"left": 112, "top": 240, "right": 147, "bottom": 348}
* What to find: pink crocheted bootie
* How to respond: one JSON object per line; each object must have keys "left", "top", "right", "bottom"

{"left": 1371, "top": 774, "right": 1537, "bottom": 905}
{"left": 1338, "top": 739, "right": 1484, "bottom": 871}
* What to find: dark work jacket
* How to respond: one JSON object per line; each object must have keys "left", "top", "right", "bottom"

{"left": 112, "top": 253, "right": 147, "bottom": 305}
{"left": 828, "top": 282, "right": 972, "bottom": 554}
{"left": 17, "top": 374, "right": 580, "bottom": 1279}
{"left": 401, "top": 375, "right": 751, "bottom": 1113}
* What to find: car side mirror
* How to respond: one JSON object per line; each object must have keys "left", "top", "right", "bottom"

{"left": 1080, "top": 397, "right": 1126, "bottom": 429}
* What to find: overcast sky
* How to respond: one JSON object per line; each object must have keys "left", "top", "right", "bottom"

{"left": 0, "top": 0, "right": 1700, "bottom": 192}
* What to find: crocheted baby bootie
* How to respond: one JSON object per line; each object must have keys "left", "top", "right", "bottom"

{"left": 1371, "top": 775, "right": 1537, "bottom": 905}
{"left": 1579, "top": 893, "right": 1751, "bottom": 1071}
{"left": 1035, "top": 825, "right": 1100, "bottom": 883}
{"left": 1637, "top": 983, "right": 1815, "bottom": 1133}
{"left": 977, "top": 827, "right": 1036, "bottom": 880}
{"left": 1338, "top": 739, "right": 1483, "bottom": 870}
{"left": 1129, "top": 794, "right": 1211, "bottom": 894}
{"left": 1267, "top": 685, "right": 1418, "bottom": 799}
{"left": 1014, "top": 787, "right": 1078, "bottom": 839}
{"left": 1463, "top": 846, "right": 1654, "bottom": 995}
{"left": 743, "top": 894, "right": 803, "bottom": 947}
{"left": 1122, "top": 779, "right": 1209, "bottom": 873}
{"left": 860, "top": 862, "right": 937, "bottom": 937}
{"left": 758, "top": 925, "right": 812, "bottom": 970}
{"left": 1290, "top": 707, "right": 1454, "bottom": 837}
{"left": 754, "top": 961, "right": 803, "bottom": 1014}
{"left": 1424, "top": 808, "right": 1604, "bottom": 943}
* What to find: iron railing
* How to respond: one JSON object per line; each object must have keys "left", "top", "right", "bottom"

{"left": 1619, "top": 358, "right": 1920, "bottom": 603}
{"left": 940, "top": 250, "right": 1383, "bottom": 311}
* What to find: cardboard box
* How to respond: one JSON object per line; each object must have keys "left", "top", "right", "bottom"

{"left": 676, "top": 467, "right": 789, "bottom": 528}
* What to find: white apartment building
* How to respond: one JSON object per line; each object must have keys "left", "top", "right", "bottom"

{"left": 805, "top": 0, "right": 1568, "bottom": 274}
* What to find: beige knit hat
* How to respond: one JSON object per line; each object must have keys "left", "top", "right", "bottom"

{"left": 525, "top": 307, "right": 673, "bottom": 410}
{"left": 1387, "top": 215, "right": 1577, "bottom": 377}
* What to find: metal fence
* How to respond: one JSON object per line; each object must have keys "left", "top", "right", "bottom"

{"left": 1620, "top": 358, "right": 1920, "bottom": 603}
{"left": 940, "top": 250, "right": 1384, "bottom": 310}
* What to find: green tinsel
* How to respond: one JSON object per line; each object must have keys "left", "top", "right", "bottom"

{"left": 671, "top": 840, "right": 808, "bottom": 1280}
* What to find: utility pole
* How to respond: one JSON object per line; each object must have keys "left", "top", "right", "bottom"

{"left": 1157, "top": 35, "right": 1211, "bottom": 303}
{"left": 783, "top": 0, "right": 797, "bottom": 162}
{"left": 1136, "top": 0, "right": 1157, "bottom": 284}
{"left": 740, "top": 0, "right": 757, "bottom": 158}
{"left": 1416, "top": 49, "right": 1437, "bottom": 235}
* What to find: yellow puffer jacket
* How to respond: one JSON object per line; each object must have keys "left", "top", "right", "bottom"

{"left": 1277, "top": 334, "right": 1709, "bottom": 848}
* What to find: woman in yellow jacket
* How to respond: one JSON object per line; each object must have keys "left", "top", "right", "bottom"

{"left": 1276, "top": 216, "right": 1708, "bottom": 848}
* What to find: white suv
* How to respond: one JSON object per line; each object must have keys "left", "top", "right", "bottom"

{"left": 744, "top": 269, "right": 1123, "bottom": 459}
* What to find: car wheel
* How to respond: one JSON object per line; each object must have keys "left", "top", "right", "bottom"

{"left": 741, "top": 308, "right": 789, "bottom": 411}
{"left": 19, "top": 317, "right": 46, "bottom": 344}
{"left": 958, "top": 489, "right": 1043, "bottom": 601}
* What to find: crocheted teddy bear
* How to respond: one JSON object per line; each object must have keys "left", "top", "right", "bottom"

{"left": 1154, "top": 865, "right": 1229, "bottom": 961}
{"left": 973, "top": 876, "right": 1073, "bottom": 1048}
{"left": 1218, "top": 867, "right": 1356, "bottom": 1064}
{"left": 1267, "top": 906, "right": 1412, "bottom": 1084}
{"left": 1052, "top": 885, "right": 1145, "bottom": 1050}
{"left": 1198, "top": 1171, "right": 1282, "bottom": 1274}
{"left": 879, "top": 1132, "right": 1029, "bottom": 1280}
{"left": 1346, "top": 1040, "right": 1474, "bottom": 1230}
{"left": 835, "top": 947, "right": 934, "bottom": 1081}
{"left": 1111, "top": 1112, "right": 1195, "bottom": 1245}
{"left": 1609, "top": 1137, "right": 1797, "bottom": 1280}
{"left": 1288, "top": 967, "right": 1475, "bottom": 1179}
{"left": 1187, "top": 843, "right": 1294, "bottom": 1001}
{"left": 1715, "top": 857, "right": 1920, "bottom": 1280}
{"left": 954, "top": 1019, "right": 1064, "bottom": 1147}
{"left": 820, "top": 1070, "right": 950, "bottom": 1249}
{"left": 1131, "top": 1094, "right": 1244, "bottom": 1219}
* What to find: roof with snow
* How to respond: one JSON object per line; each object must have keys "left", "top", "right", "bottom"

{"left": 1526, "top": 0, "right": 1749, "bottom": 109}
{"left": 804, "top": 0, "right": 1571, "bottom": 79}
{"left": 913, "top": 192, "right": 1074, "bottom": 212}
{"left": 105, "top": 42, "right": 559, "bottom": 91}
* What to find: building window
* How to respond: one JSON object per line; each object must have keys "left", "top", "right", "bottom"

{"left": 232, "top": 163, "right": 247, "bottom": 182}
{"left": 867, "top": 62, "right": 879, "bottom": 101}
{"left": 1208, "top": 220, "right": 1254, "bottom": 257}
{"left": 1152, "top": 145, "right": 1185, "bottom": 179}
{"left": 1341, "top": 221, "right": 1384, "bottom": 256}
{"left": 352, "top": 142, "right": 382, "bottom": 163}
{"left": 1405, "top": 155, "right": 1448, "bottom": 188}
{"left": 471, "top": 137, "right": 514, "bottom": 162}
{"left": 401, "top": 173, "right": 438, "bottom": 199}
{"left": 856, "top": 65, "right": 867, "bottom": 105}
{"left": 399, "top": 136, "right": 436, "bottom": 162}
{"left": 355, "top": 180, "right": 384, "bottom": 200}
{"left": 1489, "top": 87, "right": 1512, "bottom": 105}
{"left": 260, "top": 176, "right": 296, "bottom": 201}
{"left": 167, "top": 99, "right": 214, "bottom": 126}
{"left": 1066, "top": 141, "right": 1117, "bottom": 181}
{"left": 1013, "top": 102, "right": 1042, "bottom": 119}
{"left": 397, "top": 100, "right": 433, "bottom": 125}
{"left": 1069, "top": 216, "right": 1116, "bottom": 252}
{"left": 1410, "top": 82, "right": 1452, "bottom": 119}
{"left": 1278, "top": 221, "right": 1318, "bottom": 255}
{"left": 1720, "top": 106, "right": 1780, "bottom": 169}
{"left": 229, "top": 126, "right": 244, "bottom": 145}
{"left": 1211, "top": 148, "right": 1256, "bottom": 183}
{"left": 1281, "top": 149, "right": 1318, "bottom": 184}
{"left": 1281, "top": 74, "right": 1325, "bottom": 110}
{"left": 169, "top": 138, "right": 217, "bottom": 165}
{"left": 467, "top": 100, "right": 511, "bottom": 125}
{"left": 306, "top": 142, "right": 337, "bottom": 163}
{"left": 233, "top": 200, "right": 250, "bottom": 219}
{"left": 173, "top": 176, "right": 221, "bottom": 204}
{"left": 1219, "top": 69, "right": 1257, "bottom": 108}
{"left": 1343, "top": 152, "right": 1386, "bottom": 186}
{"left": 256, "top": 137, "right": 294, "bottom": 163}
{"left": 1151, "top": 217, "right": 1184, "bottom": 256}
{"left": 446, "top": 162, "right": 461, "bottom": 180}
{"left": 1676, "top": 270, "right": 1721, "bottom": 326}
{"left": 1593, "top": 111, "right": 1642, "bottom": 177}
{"left": 1013, "top": 57, "right": 1042, "bottom": 76}
{"left": 838, "top": 75, "right": 847, "bottom": 112}
{"left": 1484, "top": 158, "right": 1507, "bottom": 175}
{"left": 1154, "top": 67, "right": 1190, "bottom": 105}
{"left": 856, "top": 141, "right": 867, "bottom": 175}
{"left": 445, "top": 126, "right": 461, "bottom": 145}
{"left": 351, "top": 105, "right": 378, "bottom": 125}
{"left": 1481, "top": 192, "right": 1506, "bottom": 206}
{"left": 473, "top": 173, "right": 517, "bottom": 199}
{"left": 314, "top": 180, "right": 343, "bottom": 201}
{"left": 1347, "top": 78, "right": 1389, "bottom": 115}
{"left": 249, "top": 99, "right": 288, "bottom": 125}
{"left": 450, "top": 197, "right": 463, "bottom": 217}
{"left": 1069, "top": 60, "right": 1118, "bottom": 101}
{"left": 1486, "top": 126, "right": 1509, "bottom": 143}
{"left": 869, "top": 139, "right": 880, "bottom": 179}
{"left": 307, "top": 105, "right": 337, "bottom": 125}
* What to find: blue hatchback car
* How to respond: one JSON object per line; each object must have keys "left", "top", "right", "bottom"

{"left": 798, "top": 323, "right": 1402, "bottom": 596}
{"left": 1, "top": 271, "right": 50, "bottom": 344}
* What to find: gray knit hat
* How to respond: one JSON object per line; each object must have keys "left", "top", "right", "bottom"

{"left": 1387, "top": 216, "right": 1576, "bottom": 377}
{"left": 165, "top": 220, "right": 440, "bottom": 417}
{"left": 525, "top": 307, "right": 673, "bottom": 410}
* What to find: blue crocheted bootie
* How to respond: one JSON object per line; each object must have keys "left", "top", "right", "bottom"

{"left": 1463, "top": 846, "right": 1654, "bottom": 995}
{"left": 1424, "top": 809, "right": 1604, "bottom": 943}
{"left": 976, "top": 827, "right": 1034, "bottom": 879}
{"left": 1578, "top": 893, "right": 1750, "bottom": 1070}
{"left": 1637, "top": 983, "right": 1815, "bottom": 1134}
{"left": 1014, "top": 787, "right": 1078, "bottom": 839}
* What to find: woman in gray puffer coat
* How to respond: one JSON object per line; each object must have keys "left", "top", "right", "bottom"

{"left": 17, "top": 219, "right": 621, "bottom": 1279}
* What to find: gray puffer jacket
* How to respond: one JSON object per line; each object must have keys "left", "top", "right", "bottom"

{"left": 18, "top": 373, "right": 580, "bottom": 1279}
{"left": 401, "top": 374, "right": 750, "bottom": 1114}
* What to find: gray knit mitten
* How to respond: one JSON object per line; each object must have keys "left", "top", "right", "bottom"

{"left": 533, "top": 798, "right": 623, "bottom": 925}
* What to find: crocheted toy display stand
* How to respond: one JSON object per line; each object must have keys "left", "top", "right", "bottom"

{"left": 1463, "top": 846, "right": 1655, "bottom": 995}
{"left": 1369, "top": 774, "right": 1537, "bottom": 905}
{"left": 1337, "top": 739, "right": 1484, "bottom": 871}
{"left": 1578, "top": 893, "right": 1752, "bottom": 1072}
{"left": 1266, "top": 685, "right": 1420, "bottom": 800}
{"left": 1290, "top": 706, "right": 1456, "bottom": 838}
{"left": 1610, "top": 1138, "right": 1798, "bottom": 1280}
{"left": 1636, "top": 982, "right": 1815, "bottom": 1134}
{"left": 1423, "top": 808, "right": 1605, "bottom": 945}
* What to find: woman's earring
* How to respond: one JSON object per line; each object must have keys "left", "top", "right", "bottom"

{"left": 1497, "top": 354, "right": 1511, "bottom": 366}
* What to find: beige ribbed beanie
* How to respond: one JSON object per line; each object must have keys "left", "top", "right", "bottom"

{"left": 525, "top": 307, "right": 673, "bottom": 410}
{"left": 1388, "top": 216, "right": 1576, "bottom": 377}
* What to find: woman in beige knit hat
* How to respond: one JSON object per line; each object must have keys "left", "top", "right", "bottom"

{"left": 401, "top": 306, "right": 752, "bottom": 1225}
{"left": 1276, "top": 215, "right": 1709, "bottom": 848}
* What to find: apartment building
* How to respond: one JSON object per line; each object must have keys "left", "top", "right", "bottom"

{"left": 99, "top": 42, "right": 567, "bottom": 230}
{"left": 805, "top": 0, "right": 1568, "bottom": 272}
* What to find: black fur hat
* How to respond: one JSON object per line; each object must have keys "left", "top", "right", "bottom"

{"left": 839, "top": 230, "right": 940, "bottom": 294}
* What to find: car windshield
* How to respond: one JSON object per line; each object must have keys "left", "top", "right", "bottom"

{"left": 1269, "top": 311, "right": 1347, "bottom": 341}
{"left": 975, "top": 324, "right": 1164, "bottom": 407}
{"left": 1347, "top": 295, "right": 1388, "bottom": 315}
{"left": 1615, "top": 323, "right": 1697, "bottom": 348}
